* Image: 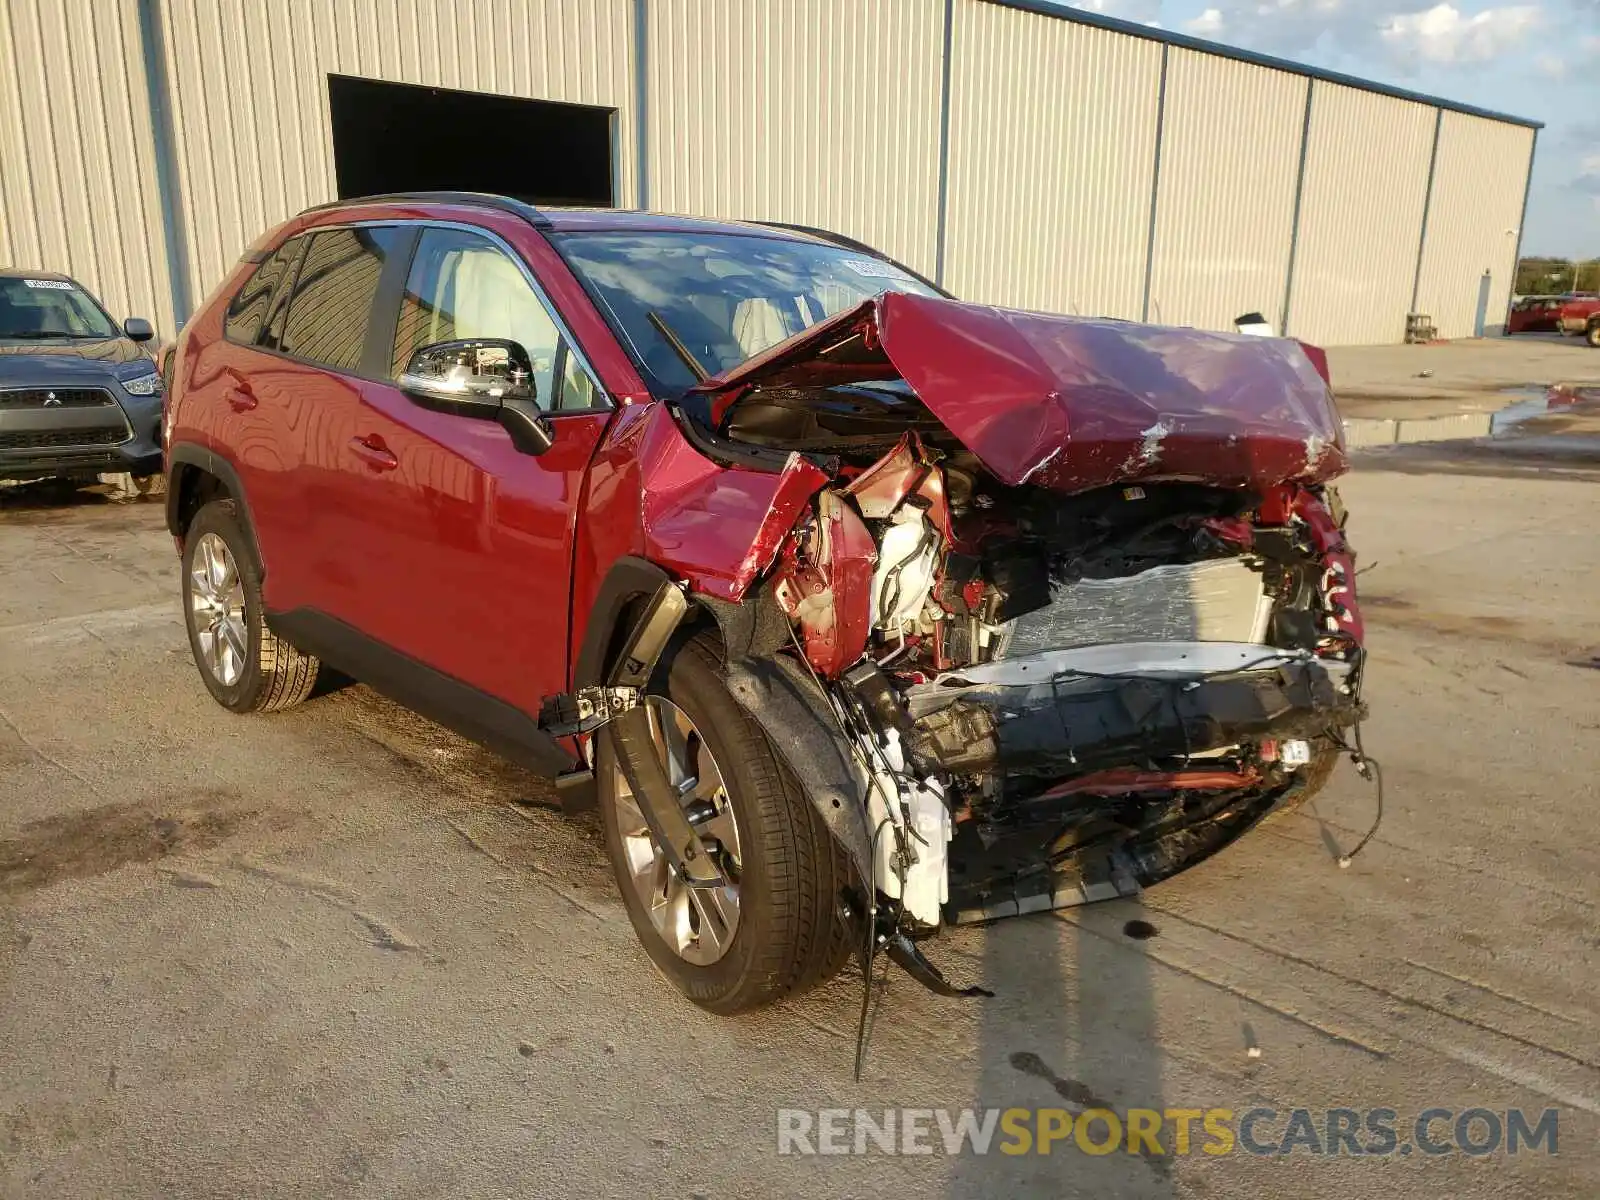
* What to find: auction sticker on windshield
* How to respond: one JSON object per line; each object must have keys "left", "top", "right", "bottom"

{"left": 840, "top": 258, "right": 913, "bottom": 281}
{"left": 22, "top": 279, "right": 75, "bottom": 290}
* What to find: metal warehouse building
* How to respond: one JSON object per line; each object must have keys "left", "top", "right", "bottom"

{"left": 0, "top": 0, "right": 1539, "bottom": 347}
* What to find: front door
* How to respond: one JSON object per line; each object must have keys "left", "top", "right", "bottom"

{"left": 327, "top": 225, "right": 613, "bottom": 716}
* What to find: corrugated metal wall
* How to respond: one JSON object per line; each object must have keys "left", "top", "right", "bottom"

{"left": 644, "top": 0, "right": 945, "bottom": 278}
{"left": 1414, "top": 110, "right": 1536, "bottom": 339}
{"left": 943, "top": 0, "right": 1160, "bottom": 319}
{"left": 1285, "top": 83, "right": 1434, "bottom": 345}
{"left": 1147, "top": 49, "right": 1306, "bottom": 332}
{"left": 157, "top": 0, "right": 636, "bottom": 316}
{"left": 0, "top": 0, "right": 1541, "bottom": 348}
{"left": 0, "top": 0, "right": 175, "bottom": 334}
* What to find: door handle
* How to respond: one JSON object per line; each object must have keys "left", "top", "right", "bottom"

{"left": 348, "top": 434, "right": 398, "bottom": 472}
{"left": 225, "top": 384, "right": 257, "bottom": 413}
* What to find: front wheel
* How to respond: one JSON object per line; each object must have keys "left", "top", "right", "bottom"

{"left": 1586, "top": 322, "right": 1600, "bottom": 349}
{"left": 597, "top": 634, "right": 852, "bottom": 1014}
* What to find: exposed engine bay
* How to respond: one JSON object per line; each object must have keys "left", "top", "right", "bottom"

{"left": 756, "top": 422, "right": 1364, "bottom": 933}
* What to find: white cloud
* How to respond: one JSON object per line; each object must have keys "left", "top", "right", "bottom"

{"left": 1575, "top": 154, "right": 1600, "bottom": 198}
{"left": 1537, "top": 36, "right": 1600, "bottom": 85}
{"left": 1067, "top": 0, "right": 1164, "bottom": 23}
{"left": 1174, "top": 0, "right": 1548, "bottom": 68}
{"left": 1378, "top": 3, "right": 1540, "bottom": 62}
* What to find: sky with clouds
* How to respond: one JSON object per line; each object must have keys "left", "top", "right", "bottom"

{"left": 1061, "top": 0, "right": 1598, "bottom": 257}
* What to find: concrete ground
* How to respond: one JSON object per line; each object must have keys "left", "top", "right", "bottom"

{"left": 1327, "top": 332, "right": 1596, "bottom": 417}
{"left": 3, "top": 341, "right": 1598, "bottom": 1198}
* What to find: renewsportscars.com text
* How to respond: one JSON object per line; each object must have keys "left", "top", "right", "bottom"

{"left": 776, "top": 1106, "right": 1559, "bottom": 1158}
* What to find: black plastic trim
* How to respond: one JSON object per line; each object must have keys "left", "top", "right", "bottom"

{"left": 303, "top": 190, "right": 555, "bottom": 228}
{"left": 363, "top": 225, "right": 421, "bottom": 379}
{"left": 267, "top": 607, "right": 576, "bottom": 778}
{"left": 665, "top": 399, "right": 819, "bottom": 474}
{"left": 164, "top": 442, "right": 259, "bottom": 554}
{"left": 572, "top": 556, "right": 677, "bottom": 690}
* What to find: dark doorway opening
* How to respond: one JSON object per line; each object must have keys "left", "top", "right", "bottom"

{"left": 327, "top": 74, "right": 614, "bottom": 206}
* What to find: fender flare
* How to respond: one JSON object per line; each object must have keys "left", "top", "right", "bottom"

{"left": 572, "top": 556, "right": 681, "bottom": 690}
{"left": 165, "top": 443, "right": 262, "bottom": 566}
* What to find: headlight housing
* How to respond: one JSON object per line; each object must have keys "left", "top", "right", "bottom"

{"left": 121, "top": 368, "right": 164, "bottom": 396}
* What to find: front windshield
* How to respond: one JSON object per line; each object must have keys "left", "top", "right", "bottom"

{"left": 552, "top": 231, "right": 944, "bottom": 395}
{"left": 0, "top": 276, "right": 117, "bottom": 339}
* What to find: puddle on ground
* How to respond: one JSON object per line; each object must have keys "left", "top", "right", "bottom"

{"left": 1345, "top": 385, "right": 1575, "bottom": 448}
{"left": 1488, "top": 387, "right": 1558, "bottom": 436}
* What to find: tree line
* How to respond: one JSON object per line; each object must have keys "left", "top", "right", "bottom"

{"left": 1516, "top": 257, "right": 1600, "bottom": 295}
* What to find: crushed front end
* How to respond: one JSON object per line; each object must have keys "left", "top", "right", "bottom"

{"left": 769, "top": 437, "right": 1364, "bottom": 929}
{"left": 691, "top": 294, "right": 1368, "bottom": 940}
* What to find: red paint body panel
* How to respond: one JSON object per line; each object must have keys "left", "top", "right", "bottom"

{"left": 1558, "top": 295, "right": 1600, "bottom": 334}
{"left": 331, "top": 380, "right": 611, "bottom": 713}
{"left": 697, "top": 292, "right": 1347, "bottom": 493}
{"left": 773, "top": 490, "right": 876, "bottom": 677}
{"left": 1260, "top": 485, "right": 1363, "bottom": 648}
{"left": 1506, "top": 297, "right": 1564, "bottom": 334}
{"left": 633, "top": 404, "right": 830, "bottom": 602}
{"left": 843, "top": 433, "right": 952, "bottom": 537}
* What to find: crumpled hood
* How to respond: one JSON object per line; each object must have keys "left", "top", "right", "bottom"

{"left": 694, "top": 292, "right": 1347, "bottom": 492}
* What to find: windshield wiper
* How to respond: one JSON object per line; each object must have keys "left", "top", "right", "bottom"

{"left": 646, "top": 311, "right": 709, "bottom": 383}
{"left": 3, "top": 331, "right": 81, "bottom": 340}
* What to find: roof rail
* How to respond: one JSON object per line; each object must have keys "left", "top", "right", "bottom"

{"left": 303, "top": 191, "right": 553, "bottom": 228}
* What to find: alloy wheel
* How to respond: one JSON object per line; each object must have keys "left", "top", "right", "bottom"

{"left": 610, "top": 697, "right": 743, "bottom": 965}
{"left": 188, "top": 532, "right": 248, "bottom": 687}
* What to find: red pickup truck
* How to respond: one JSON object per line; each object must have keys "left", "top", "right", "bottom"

{"left": 1557, "top": 295, "right": 1600, "bottom": 345}
{"left": 1506, "top": 295, "right": 1566, "bottom": 334}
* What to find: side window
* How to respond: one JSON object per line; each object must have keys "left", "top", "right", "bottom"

{"left": 555, "top": 346, "right": 599, "bottom": 412}
{"left": 224, "top": 235, "right": 304, "bottom": 345}
{"left": 279, "top": 226, "right": 402, "bottom": 372}
{"left": 392, "top": 228, "right": 560, "bottom": 411}
{"left": 259, "top": 237, "right": 307, "bottom": 353}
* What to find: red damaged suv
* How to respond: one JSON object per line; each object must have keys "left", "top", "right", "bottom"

{"left": 164, "top": 193, "right": 1366, "bottom": 1011}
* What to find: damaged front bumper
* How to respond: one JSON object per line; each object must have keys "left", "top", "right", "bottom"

{"left": 899, "top": 642, "right": 1362, "bottom": 924}
{"left": 903, "top": 642, "right": 1356, "bottom": 779}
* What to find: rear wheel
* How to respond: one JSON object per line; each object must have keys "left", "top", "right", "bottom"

{"left": 1586, "top": 321, "right": 1600, "bottom": 349}
{"left": 598, "top": 633, "right": 852, "bottom": 1014}
{"left": 181, "top": 499, "right": 319, "bottom": 713}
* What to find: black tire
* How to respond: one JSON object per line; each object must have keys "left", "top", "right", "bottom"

{"left": 1586, "top": 322, "right": 1600, "bottom": 349}
{"left": 598, "top": 633, "right": 853, "bottom": 1014}
{"left": 181, "top": 499, "right": 319, "bottom": 713}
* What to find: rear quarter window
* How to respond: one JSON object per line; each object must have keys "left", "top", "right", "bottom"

{"left": 224, "top": 235, "right": 305, "bottom": 345}
{"left": 278, "top": 226, "right": 402, "bottom": 373}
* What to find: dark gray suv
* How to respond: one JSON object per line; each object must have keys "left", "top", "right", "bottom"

{"left": 0, "top": 269, "right": 163, "bottom": 482}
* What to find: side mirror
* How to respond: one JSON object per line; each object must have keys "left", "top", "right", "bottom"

{"left": 123, "top": 317, "right": 154, "bottom": 342}
{"left": 398, "top": 338, "right": 554, "bottom": 455}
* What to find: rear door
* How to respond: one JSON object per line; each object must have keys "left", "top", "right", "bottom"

{"left": 255, "top": 224, "right": 410, "bottom": 622}
{"left": 326, "top": 224, "right": 613, "bottom": 713}
{"left": 202, "top": 233, "right": 313, "bottom": 610}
